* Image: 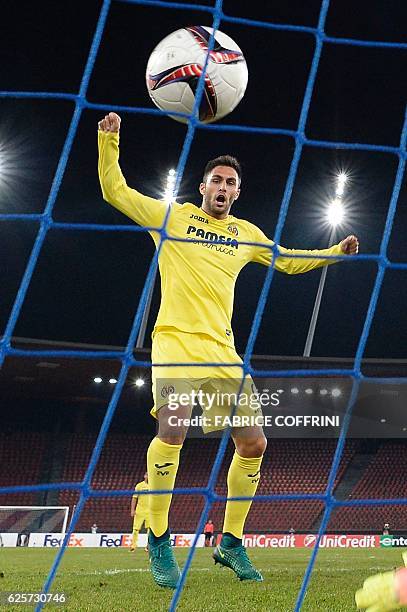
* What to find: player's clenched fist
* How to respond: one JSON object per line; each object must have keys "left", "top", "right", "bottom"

{"left": 340, "top": 234, "right": 359, "bottom": 255}
{"left": 355, "top": 566, "right": 407, "bottom": 611}
{"left": 98, "top": 112, "right": 121, "bottom": 133}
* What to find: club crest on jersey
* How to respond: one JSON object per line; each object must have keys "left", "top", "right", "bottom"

{"left": 227, "top": 224, "right": 239, "bottom": 236}
{"left": 160, "top": 385, "right": 175, "bottom": 398}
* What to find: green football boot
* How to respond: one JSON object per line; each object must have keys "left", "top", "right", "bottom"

{"left": 148, "top": 530, "right": 181, "bottom": 589}
{"left": 213, "top": 533, "right": 263, "bottom": 582}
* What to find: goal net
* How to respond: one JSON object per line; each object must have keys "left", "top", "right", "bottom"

{"left": 0, "top": 506, "right": 69, "bottom": 535}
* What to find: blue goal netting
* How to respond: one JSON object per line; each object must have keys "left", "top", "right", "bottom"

{"left": 0, "top": 0, "right": 406, "bottom": 610}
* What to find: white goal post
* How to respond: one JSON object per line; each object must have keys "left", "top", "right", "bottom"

{"left": 0, "top": 506, "right": 70, "bottom": 536}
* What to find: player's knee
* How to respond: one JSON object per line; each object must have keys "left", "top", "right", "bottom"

{"left": 260, "top": 435, "right": 267, "bottom": 455}
{"left": 157, "top": 403, "right": 191, "bottom": 444}
{"left": 158, "top": 432, "right": 186, "bottom": 445}
{"left": 236, "top": 435, "right": 267, "bottom": 458}
{"left": 253, "top": 435, "right": 267, "bottom": 457}
{"left": 158, "top": 417, "right": 188, "bottom": 444}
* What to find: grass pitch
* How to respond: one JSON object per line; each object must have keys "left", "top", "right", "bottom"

{"left": 0, "top": 547, "right": 404, "bottom": 611}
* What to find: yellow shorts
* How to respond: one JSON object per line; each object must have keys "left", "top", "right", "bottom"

{"left": 133, "top": 512, "right": 150, "bottom": 531}
{"left": 151, "top": 329, "right": 261, "bottom": 433}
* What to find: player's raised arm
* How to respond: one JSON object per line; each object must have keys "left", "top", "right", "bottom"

{"left": 251, "top": 225, "right": 359, "bottom": 274}
{"left": 97, "top": 112, "right": 168, "bottom": 228}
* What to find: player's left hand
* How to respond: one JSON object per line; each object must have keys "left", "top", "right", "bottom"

{"left": 355, "top": 566, "right": 407, "bottom": 611}
{"left": 98, "top": 112, "right": 121, "bottom": 133}
{"left": 340, "top": 234, "right": 359, "bottom": 255}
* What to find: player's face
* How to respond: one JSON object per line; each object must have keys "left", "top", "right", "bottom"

{"left": 199, "top": 166, "right": 240, "bottom": 219}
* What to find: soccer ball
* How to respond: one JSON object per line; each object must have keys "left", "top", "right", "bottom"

{"left": 145, "top": 26, "right": 248, "bottom": 124}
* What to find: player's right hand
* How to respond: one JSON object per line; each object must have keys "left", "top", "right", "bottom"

{"left": 98, "top": 112, "right": 121, "bottom": 133}
{"left": 355, "top": 567, "right": 407, "bottom": 611}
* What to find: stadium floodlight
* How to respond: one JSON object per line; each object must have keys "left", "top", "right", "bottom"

{"left": 305, "top": 388, "right": 313, "bottom": 395}
{"left": 136, "top": 168, "right": 177, "bottom": 350}
{"left": 319, "top": 389, "right": 328, "bottom": 396}
{"left": 334, "top": 172, "right": 348, "bottom": 198}
{"left": 304, "top": 170, "right": 350, "bottom": 357}
{"left": 291, "top": 387, "right": 299, "bottom": 394}
{"left": 109, "top": 378, "right": 117, "bottom": 384}
{"left": 135, "top": 378, "right": 145, "bottom": 388}
{"left": 163, "top": 168, "right": 177, "bottom": 204}
{"left": 0, "top": 143, "right": 11, "bottom": 190}
{"left": 93, "top": 377, "right": 102, "bottom": 383}
{"left": 331, "top": 388, "right": 342, "bottom": 397}
{"left": 326, "top": 199, "right": 345, "bottom": 227}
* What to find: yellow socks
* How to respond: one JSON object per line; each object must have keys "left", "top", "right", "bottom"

{"left": 223, "top": 451, "right": 263, "bottom": 539}
{"left": 147, "top": 440, "right": 261, "bottom": 540}
{"left": 147, "top": 437, "right": 182, "bottom": 537}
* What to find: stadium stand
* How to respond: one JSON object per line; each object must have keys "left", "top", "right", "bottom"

{"left": 1, "top": 429, "right": 407, "bottom": 534}
{"left": 204, "top": 439, "right": 359, "bottom": 533}
{"left": 0, "top": 432, "right": 47, "bottom": 506}
{"left": 330, "top": 441, "right": 407, "bottom": 531}
{"left": 56, "top": 436, "right": 359, "bottom": 532}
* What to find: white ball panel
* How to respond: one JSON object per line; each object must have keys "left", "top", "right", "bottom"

{"left": 151, "top": 83, "right": 185, "bottom": 104}
{"left": 145, "top": 26, "right": 248, "bottom": 123}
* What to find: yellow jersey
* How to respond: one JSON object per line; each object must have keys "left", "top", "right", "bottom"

{"left": 133, "top": 480, "right": 149, "bottom": 514}
{"left": 98, "top": 131, "right": 343, "bottom": 348}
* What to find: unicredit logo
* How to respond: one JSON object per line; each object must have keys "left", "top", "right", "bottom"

{"left": 304, "top": 534, "right": 316, "bottom": 547}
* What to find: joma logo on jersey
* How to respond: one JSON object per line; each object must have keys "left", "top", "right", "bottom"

{"left": 187, "top": 225, "right": 239, "bottom": 249}
{"left": 190, "top": 214, "right": 209, "bottom": 224}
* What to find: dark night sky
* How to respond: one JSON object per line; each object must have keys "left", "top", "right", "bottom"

{"left": 0, "top": 0, "right": 406, "bottom": 359}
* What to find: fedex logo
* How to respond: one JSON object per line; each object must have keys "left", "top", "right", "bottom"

{"left": 170, "top": 535, "right": 192, "bottom": 547}
{"left": 99, "top": 534, "right": 132, "bottom": 547}
{"left": 44, "top": 534, "right": 83, "bottom": 547}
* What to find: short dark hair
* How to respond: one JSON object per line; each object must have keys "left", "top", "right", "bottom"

{"left": 203, "top": 155, "right": 242, "bottom": 185}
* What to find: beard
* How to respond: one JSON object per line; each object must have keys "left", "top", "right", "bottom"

{"left": 205, "top": 194, "right": 233, "bottom": 216}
